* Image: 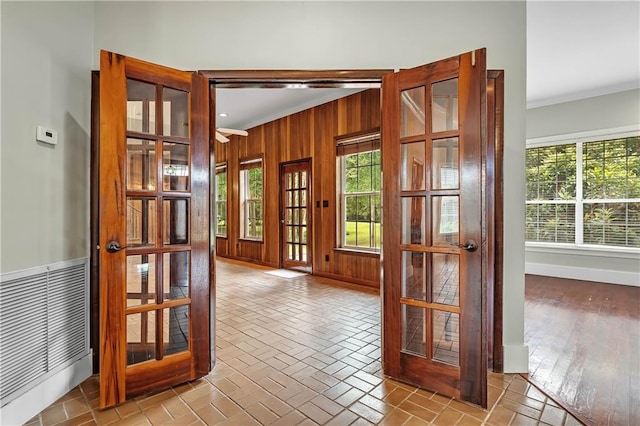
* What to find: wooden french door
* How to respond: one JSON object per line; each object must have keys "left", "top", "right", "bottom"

{"left": 98, "top": 50, "right": 211, "bottom": 408}
{"left": 280, "top": 160, "right": 312, "bottom": 270}
{"left": 382, "top": 49, "right": 488, "bottom": 406}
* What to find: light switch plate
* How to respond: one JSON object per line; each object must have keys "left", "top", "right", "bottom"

{"left": 36, "top": 125, "right": 57, "bottom": 145}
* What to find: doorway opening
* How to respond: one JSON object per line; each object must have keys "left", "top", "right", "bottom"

{"left": 208, "top": 71, "right": 384, "bottom": 274}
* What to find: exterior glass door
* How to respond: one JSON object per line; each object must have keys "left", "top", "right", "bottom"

{"left": 281, "top": 161, "right": 311, "bottom": 270}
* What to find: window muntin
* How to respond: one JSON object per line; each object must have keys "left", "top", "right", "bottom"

{"left": 215, "top": 164, "right": 227, "bottom": 237}
{"left": 526, "top": 136, "right": 640, "bottom": 248}
{"left": 337, "top": 133, "right": 381, "bottom": 251}
{"left": 239, "top": 158, "right": 263, "bottom": 240}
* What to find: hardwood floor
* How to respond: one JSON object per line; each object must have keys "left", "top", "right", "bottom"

{"left": 525, "top": 274, "right": 640, "bottom": 426}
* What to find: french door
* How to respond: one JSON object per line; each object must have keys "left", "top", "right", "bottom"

{"left": 98, "top": 50, "right": 211, "bottom": 408}
{"left": 382, "top": 49, "right": 488, "bottom": 406}
{"left": 280, "top": 160, "right": 312, "bottom": 271}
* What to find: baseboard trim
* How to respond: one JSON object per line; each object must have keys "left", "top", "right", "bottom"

{"left": 502, "top": 344, "right": 529, "bottom": 373}
{"left": 0, "top": 353, "right": 92, "bottom": 426}
{"left": 215, "top": 254, "right": 277, "bottom": 269}
{"left": 525, "top": 262, "right": 640, "bottom": 287}
{"left": 312, "top": 271, "right": 379, "bottom": 290}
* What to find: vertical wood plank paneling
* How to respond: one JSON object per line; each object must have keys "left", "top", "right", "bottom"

{"left": 214, "top": 89, "right": 382, "bottom": 287}
{"left": 264, "top": 121, "right": 281, "bottom": 266}
{"left": 345, "top": 93, "right": 362, "bottom": 134}
{"left": 312, "top": 102, "right": 336, "bottom": 273}
{"left": 215, "top": 238, "right": 229, "bottom": 256}
{"left": 215, "top": 139, "right": 228, "bottom": 163}
{"left": 228, "top": 135, "right": 240, "bottom": 258}
{"left": 290, "top": 109, "right": 313, "bottom": 161}
{"left": 214, "top": 130, "right": 230, "bottom": 258}
{"left": 337, "top": 97, "right": 347, "bottom": 136}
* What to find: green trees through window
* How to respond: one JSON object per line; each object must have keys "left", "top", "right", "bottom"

{"left": 340, "top": 148, "right": 381, "bottom": 250}
{"left": 215, "top": 165, "right": 227, "bottom": 237}
{"left": 526, "top": 136, "right": 640, "bottom": 248}
{"left": 240, "top": 158, "right": 263, "bottom": 240}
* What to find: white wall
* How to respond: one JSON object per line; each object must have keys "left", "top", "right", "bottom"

{"left": 526, "top": 89, "right": 640, "bottom": 286}
{"left": 1, "top": 1, "right": 93, "bottom": 273}
{"left": 527, "top": 89, "right": 640, "bottom": 138}
{"left": 93, "top": 0, "right": 528, "bottom": 372}
{"left": 0, "top": 1, "right": 94, "bottom": 423}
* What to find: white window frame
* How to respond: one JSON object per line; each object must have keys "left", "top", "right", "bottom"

{"left": 526, "top": 125, "right": 640, "bottom": 254}
{"left": 336, "top": 132, "right": 381, "bottom": 253}
{"left": 239, "top": 157, "right": 263, "bottom": 241}
{"left": 215, "top": 163, "right": 227, "bottom": 237}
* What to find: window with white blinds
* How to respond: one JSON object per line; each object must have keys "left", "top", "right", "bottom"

{"left": 526, "top": 135, "right": 640, "bottom": 248}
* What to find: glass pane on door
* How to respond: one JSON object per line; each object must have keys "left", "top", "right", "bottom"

{"left": 432, "top": 310, "right": 460, "bottom": 366}
{"left": 127, "top": 139, "right": 156, "bottom": 190}
{"left": 432, "top": 196, "right": 459, "bottom": 245}
{"left": 163, "top": 251, "right": 190, "bottom": 300}
{"left": 164, "top": 306, "right": 189, "bottom": 356}
{"left": 401, "top": 251, "right": 426, "bottom": 300}
{"left": 432, "top": 79, "right": 458, "bottom": 133}
{"left": 163, "top": 199, "right": 189, "bottom": 245}
{"left": 402, "top": 304, "right": 426, "bottom": 356}
{"left": 432, "top": 138, "right": 459, "bottom": 189}
{"left": 401, "top": 87, "right": 425, "bottom": 137}
{"left": 127, "top": 198, "right": 156, "bottom": 247}
{"left": 401, "top": 197, "right": 425, "bottom": 245}
{"left": 401, "top": 142, "right": 426, "bottom": 191}
{"left": 127, "top": 311, "right": 156, "bottom": 365}
{"left": 127, "top": 79, "right": 156, "bottom": 134}
{"left": 431, "top": 254, "right": 459, "bottom": 306}
{"left": 163, "top": 143, "right": 189, "bottom": 191}
{"left": 163, "top": 87, "right": 189, "bottom": 138}
{"left": 126, "top": 255, "right": 156, "bottom": 307}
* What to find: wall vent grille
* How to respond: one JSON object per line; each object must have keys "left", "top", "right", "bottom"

{"left": 0, "top": 258, "right": 89, "bottom": 407}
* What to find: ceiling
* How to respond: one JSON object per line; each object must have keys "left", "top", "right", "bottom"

{"left": 216, "top": 1, "right": 640, "bottom": 132}
{"left": 526, "top": 0, "right": 639, "bottom": 108}
{"left": 216, "top": 87, "right": 366, "bottom": 131}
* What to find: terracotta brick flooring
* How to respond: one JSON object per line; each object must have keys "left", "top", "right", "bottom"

{"left": 26, "top": 259, "right": 581, "bottom": 425}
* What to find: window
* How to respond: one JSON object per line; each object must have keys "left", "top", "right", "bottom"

{"left": 526, "top": 135, "right": 640, "bottom": 248}
{"left": 215, "top": 164, "right": 227, "bottom": 237}
{"left": 239, "top": 157, "right": 263, "bottom": 240}
{"left": 336, "top": 132, "right": 381, "bottom": 251}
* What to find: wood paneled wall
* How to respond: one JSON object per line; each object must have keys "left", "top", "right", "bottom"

{"left": 215, "top": 89, "right": 381, "bottom": 288}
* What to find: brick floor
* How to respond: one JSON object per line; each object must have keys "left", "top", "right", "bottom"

{"left": 26, "top": 259, "right": 580, "bottom": 425}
